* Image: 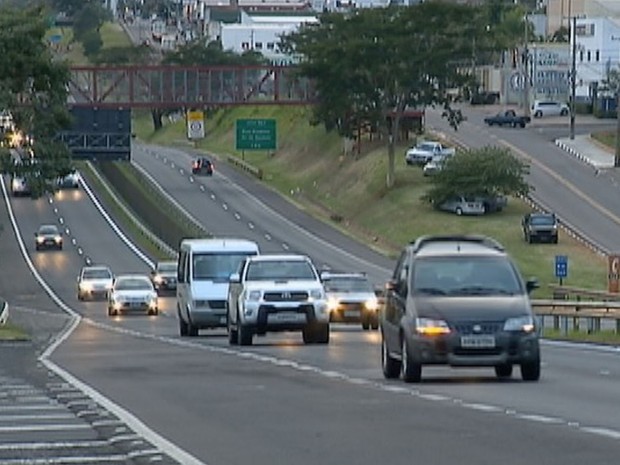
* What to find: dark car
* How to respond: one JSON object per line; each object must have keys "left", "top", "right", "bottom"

{"left": 381, "top": 235, "right": 541, "bottom": 383}
{"left": 35, "top": 224, "right": 63, "bottom": 251}
{"left": 483, "top": 110, "right": 530, "bottom": 128}
{"left": 150, "top": 260, "right": 178, "bottom": 294}
{"left": 191, "top": 157, "right": 213, "bottom": 176}
{"left": 522, "top": 212, "right": 559, "bottom": 244}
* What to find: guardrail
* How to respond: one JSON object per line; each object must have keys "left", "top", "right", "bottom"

{"left": 547, "top": 284, "right": 620, "bottom": 301}
{"left": 531, "top": 299, "right": 620, "bottom": 334}
{"left": 226, "top": 155, "right": 263, "bottom": 180}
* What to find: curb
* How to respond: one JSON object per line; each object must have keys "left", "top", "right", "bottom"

{"left": 554, "top": 139, "right": 599, "bottom": 169}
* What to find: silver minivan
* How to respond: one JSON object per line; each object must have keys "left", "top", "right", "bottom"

{"left": 176, "top": 238, "right": 260, "bottom": 337}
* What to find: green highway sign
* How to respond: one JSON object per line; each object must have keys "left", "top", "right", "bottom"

{"left": 235, "top": 119, "right": 277, "bottom": 151}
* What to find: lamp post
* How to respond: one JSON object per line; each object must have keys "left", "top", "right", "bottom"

{"left": 523, "top": 15, "right": 530, "bottom": 118}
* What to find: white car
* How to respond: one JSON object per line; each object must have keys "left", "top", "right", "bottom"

{"left": 227, "top": 254, "right": 330, "bottom": 345}
{"left": 57, "top": 170, "right": 80, "bottom": 189}
{"left": 77, "top": 265, "right": 114, "bottom": 301}
{"left": 531, "top": 100, "right": 570, "bottom": 118}
{"left": 405, "top": 141, "right": 455, "bottom": 166}
{"left": 107, "top": 274, "right": 158, "bottom": 316}
{"left": 321, "top": 272, "right": 379, "bottom": 330}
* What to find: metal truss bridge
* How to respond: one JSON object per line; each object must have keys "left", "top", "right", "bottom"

{"left": 68, "top": 65, "right": 316, "bottom": 108}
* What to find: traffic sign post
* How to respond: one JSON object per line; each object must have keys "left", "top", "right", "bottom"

{"left": 554, "top": 255, "right": 568, "bottom": 286}
{"left": 608, "top": 254, "right": 620, "bottom": 293}
{"left": 186, "top": 110, "right": 205, "bottom": 140}
{"left": 235, "top": 119, "right": 277, "bottom": 154}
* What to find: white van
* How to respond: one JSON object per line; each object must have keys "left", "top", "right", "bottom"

{"left": 176, "top": 238, "right": 260, "bottom": 337}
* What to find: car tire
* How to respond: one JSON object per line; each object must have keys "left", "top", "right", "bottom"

{"left": 455, "top": 207, "right": 463, "bottom": 216}
{"left": 495, "top": 364, "right": 513, "bottom": 379}
{"left": 314, "top": 323, "right": 330, "bottom": 344}
{"left": 77, "top": 292, "right": 83, "bottom": 301}
{"left": 553, "top": 236, "right": 558, "bottom": 244}
{"left": 520, "top": 122, "right": 526, "bottom": 128}
{"left": 178, "top": 310, "right": 189, "bottom": 337}
{"left": 107, "top": 307, "right": 116, "bottom": 316}
{"left": 520, "top": 359, "right": 541, "bottom": 381}
{"left": 528, "top": 234, "right": 534, "bottom": 244}
{"left": 58, "top": 244, "right": 63, "bottom": 250}
{"left": 148, "top": 308, "right": 158, "bottom": 316}
{"left": 187, "top": 322, "right": 199, "bottom": 337}
{"left": 401, "top": 337, "right": 422, "bottom": 383}
{"left": 228, "top": 316, "right": 238, "bottom": 345}
{"left": 370, "top": 316, "right": 379, "bottom": 330}
{"left": 560, "top": 109, "right": 568, "bottom": 116}
{"left": 534, "top": 110, "right": 542, "bottom": 118}
{"left": 381, "top": 334, "right": 401, "bottom": 379}
{"left": 361, "top": 314, "right": 370, "bottom": 331}
{"left": 238, "top": 323, "right": 253, "bottom": 346}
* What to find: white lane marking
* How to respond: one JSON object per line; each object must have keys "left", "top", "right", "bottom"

{"left": 541, "top": 339, "right": 620, "bottom": 353}
{"left": 210, "top": 193, "right": 215, "bottom": 200}
{"left": 248, "top": 222, "right": 254, "bottom": 229}
{"left": 460, "top": 403, "right": 503, "bottom": 413}
{"left": 0, "top": 176, "right": 208, "bottom": 465}
{"left": 222, "top": 203, "right": 228, "bottom": 211}
{"left": 265, "top": 234, "right": 271, "bottom": 240}
{"left": 600, "top": 370, "right": 611, "bottom": 376}
{"left": 0, "top": 414, "right": 76, "bottom": 421}
{"left": 580, "top": 427, "right": 620, "bottom": 440}
{"left": 0, "top": 405, "right": 64, "bottom": 412}
{"left": 0, "top": 455, "right": 127, "bottom": 464}
{"left": 282, "top": 243, "right": 289, "bottom": 250}
{"left": 0, "top": 424, "right": 92, "bottom": 432}
{"left": 234, "top": 213, "right": 241, "bottom": 220}
{"left": 515, "top": 414, "right": 564, "bottom": 424}
{"left": 0, "top": 441, "right": 108, "bottom": 450}
{"left": 200, "top": 185, "right": 205, "bottom": 191}
{"left": 136, "top": 147, "right": 390, "bottom": 274}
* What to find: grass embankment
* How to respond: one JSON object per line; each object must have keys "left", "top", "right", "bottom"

{"left": 133, "top": 106, "right": 607, "bottom": 299}
{"left": 0, "top": 323, "right": 29, "bottom": 341}
{"left": 591, "top": 131, "right": 616, "bottom": 149}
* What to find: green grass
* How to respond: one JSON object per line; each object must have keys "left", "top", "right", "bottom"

{"left": 77, "top": 161, "right": 174, "bottom": 261}
{"left": 0, "top": 323, "right": 30, "bottom": 341}
{"left": 543, "top": 328, "right": 620, "bottom": 345}
{"left": 99, "top": 22, "right": 133, "bottom": 49}
{"left": 591, "top": 131, "right": 616, "bottom": 149}
{"left": 133, "top": 106, "right": 608, "bottom": 299}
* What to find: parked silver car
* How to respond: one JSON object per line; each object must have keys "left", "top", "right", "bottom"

{"left": 438, "top": 196, "right": 485, "bottom": 216}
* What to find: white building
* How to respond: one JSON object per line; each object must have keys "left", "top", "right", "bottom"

{"left": 573, "top": 16, "right": 620, "bottom": 98}
{"left": 220, "top": 13, "right": 318, "bottom": 64}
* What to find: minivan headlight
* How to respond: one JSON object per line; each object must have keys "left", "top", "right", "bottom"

{"left": 415, "top": 318, "right": 450, "bottom": 335}
{"left": 504, "top": 316, "right": 535, "bottom": 332}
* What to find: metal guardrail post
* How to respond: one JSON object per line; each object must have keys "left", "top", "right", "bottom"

{"left": 573, "top": 295, "right": 580, "bottom": 331}
{"left": 562, "top": 315, "right": 569, "bottom": 335}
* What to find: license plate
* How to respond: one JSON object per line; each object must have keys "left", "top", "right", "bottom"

{"left": 344, "top": 310, "right": 360, "bottom": 318}
{"left": 269, "top": 312, "right": 305, "bottom": 323}
{"left": 460, "top": 335, "right": 496, "bottom": 348}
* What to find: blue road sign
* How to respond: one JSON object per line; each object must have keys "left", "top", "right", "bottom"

{"left": 555, "top": 255, "right": 568, "bottom": 278}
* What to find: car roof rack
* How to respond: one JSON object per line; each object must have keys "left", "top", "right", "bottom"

{"left": 409, "top": 235, "right": 505, "bottom": 253}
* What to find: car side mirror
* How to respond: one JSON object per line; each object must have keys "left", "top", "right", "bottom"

{"left": 385, "top": 279, "right": 399, "bottom": 292}
{"left": 526, "top": 278, "right": 539, "bottom": 294}
{"left": 229, "top": 273, "right": 241, "bottom": 283}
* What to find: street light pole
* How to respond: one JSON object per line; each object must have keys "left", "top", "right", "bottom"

{"left": 615, "top": 89, "right": 620, "bottom": 167}
{"left": 570, "top": 15, "right": 577, "bottom": 140}
{"left": 523, "top": 15, "right": 530, "bottom": 118}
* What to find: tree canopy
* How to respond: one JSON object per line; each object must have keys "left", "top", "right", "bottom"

{"left": 0, "top": 4, "right": 73, "bottom": 198}
{"left": 424, "top": 147, "right": 530, "bottom": 206}
{"left": 282, "top": 3, "right": 525, "bottom": 188}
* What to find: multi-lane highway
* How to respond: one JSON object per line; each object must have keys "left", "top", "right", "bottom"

{"left": 3, "top": 116, "right": 619, "bottom": 464}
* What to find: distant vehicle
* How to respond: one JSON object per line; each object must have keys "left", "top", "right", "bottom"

{"left": 476, "top": 194, "right": 508, "bottom": 214}
{"left": 57, "top": 169, "right": 80, "bottom": 189}
{"left": 405, "top": 141, "right": 455, "bottom": 166}
{"left": 381, "top": 235, "right": 541, "bottom": 383}
{"left": 151, "top": 19, "right": 165, "bottom": 42}
{"left": 108, "top": 274, "right": 158, "bottom": 316}
{"left": 35, "top": 224, "right": 63, "bottom": 251}
{"left": 77, "top": 265, "right": 114, "bottom": 301}
{"left": 191, "top": 157, "right": 213, "bottom": 176}
{"left": 438, "top": 196, "right": 485, "bottom": 216}
{"left": 177, "top": 238, "right": 260, "bottom": 337}
{"left": 227, "top": 254, "right": 330, "bottom": 346}
{"left": 531, "top": 100, "right": 569, "bottom": 118}
{"left": 321, "top": 272, "right": 379, "bottom": 330}
{"left": 522, "top": 212, "right": 559, "bottom": 244}
{"left": 10, "top": 175, "right": 31, "bottom": 197}
{"left": 422, "top": 153, "right": 452, "bottom": 176}
{"left": 484, "top": 110, "right": 531, "bottom": 128}
{"left": 470, "top": 91, "right": 500, "bottom": 105}
{"left": 150, "top": 260, "right": 178, "bottom": 294}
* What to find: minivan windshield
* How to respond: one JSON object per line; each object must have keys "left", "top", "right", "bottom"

{"left": 192, "top": 252, "right": 256, "bottom": 281}
{"left": 411, "top": 256, "right": 522, "bottom": 296}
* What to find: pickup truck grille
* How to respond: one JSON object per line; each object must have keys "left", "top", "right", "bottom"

{"left": 263, "top": 291, "right": 308, "bottom": 302}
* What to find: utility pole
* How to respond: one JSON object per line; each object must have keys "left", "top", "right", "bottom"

{"left": 615, "top": 88, "right": 620, "bottom": 167}
{"left": 570, "top": 15, "right": 577, "bottom": 140}
{"left": 523, "top": 15, "right": 530, "bottom": 118}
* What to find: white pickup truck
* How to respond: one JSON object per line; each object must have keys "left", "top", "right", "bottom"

{"left": 227, "top": 254, "right": 330, "bottom": 346}
{"left": 405, "top": 140, "right": 456, "bottom": 166}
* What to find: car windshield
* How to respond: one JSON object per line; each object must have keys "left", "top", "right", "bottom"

{"left": 38, "top": 225, "right": 58, "bottom": 235}
{"left": 115, "top": 278, "right": 151, "bottom": 291}
{"left": 83, "top": 269, "right": 112, "bottom": 280}
{"left": 411, "top": 256, "right": 522, "bottom": 296}
{"left": 157, "top": 262, "right": 177, "bottom": 273}
{"left": 192, "top": 252, "right": 254, "bottom": 281}
{"left": 530, "top": 215, "right": 555, "bottom": 225}
{"left": 324, "top": 277, "right": 373, "bottom": 293}
{"left": 246, "top": 260, "right": 317, "bottom": 281}
{"left": 418, "top": 143, "right": 437, "bottom": 151}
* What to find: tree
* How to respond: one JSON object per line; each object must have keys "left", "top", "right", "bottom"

{"left": 601, "top": 68, "right": 620, "bottom": 167}
{"left": 424, "top": 147, "right": 530, "bottom": 206}
{"left": 283, "top": 4, "right": 514, "bottom": 189}
{"left": 0, "top": 4, "right": 72, "bottom": 198}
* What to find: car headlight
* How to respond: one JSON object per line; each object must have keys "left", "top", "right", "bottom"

{"left": 80, "top": 282, "right": 93, "bottom": 292}
{"left": 415, "top": 317, "right": 451, "bottom": 335}
{"left": 327, "top": 297, "right": 339, "bottom": 311}
{"left": 309, "top": 289, "right": 324, "bottom": 300}
{"left": 153, "top": 274, "right": 163, "bottom": 284}
{"left": 364, "top": 298, "right": 379, "bottom": 311}
{"left": 504, "top": 316, "right": 535, "bottom": 332}
{"left": 54, "top": 235, "right": 62, "bottom": 243}
{"left": 36, "top": 236, "right": 44, "bottom": 243}
{"left": 247, "top": 290, "right": 261, "bottom": 301}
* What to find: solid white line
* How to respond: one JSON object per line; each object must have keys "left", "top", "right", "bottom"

{"left": 0, "top": 413, "right": 75, "bottom": 421}
{"left": 0, "top": 441, "right": 108, "bottom": 450}
{"left": 580, "top": 427, "right": 620, "bottom": 440}
{"left": 0, "top": 405, "right": 64, "bottom": 412}
{"left": 0, "top": 456, "right": 126, "bottom": 464}
{"left": 0, "top": 424, "right": 91, "bottom": 433}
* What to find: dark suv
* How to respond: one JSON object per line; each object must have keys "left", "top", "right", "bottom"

{"left": 381, "top": 235, "right": 540, "bottom": 383}
{"left": 522, "top": 212, "right": 558, "bottom": 244}
{"left": 191, "top": 157, "right": 213, "bottom": 176}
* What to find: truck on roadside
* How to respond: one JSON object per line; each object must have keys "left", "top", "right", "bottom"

{"left": 484, "top": 110, "right": 531, "bottom": 128}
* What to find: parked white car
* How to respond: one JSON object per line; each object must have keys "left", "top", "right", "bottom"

{"left": 423, "top": 153, "right": 452, "bottom": 176}
{"left": 438, "top": 196, "right": 485, "bottom": 216}
{"left": 405, "top": 141, "right": 455, "bottom": 166}
{"left": 531, "top": 100, "right": 570, "bottom": 118}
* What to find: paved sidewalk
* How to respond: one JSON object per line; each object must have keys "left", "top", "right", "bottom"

{"left": 555, "top": 134, "right": 616, "bottom": 169}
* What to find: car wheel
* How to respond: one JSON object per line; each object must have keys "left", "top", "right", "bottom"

{"left": 534, "top": 110, "right": 542, "bottom": 118}
{"left": 520, "top": 358, "right": 541, "bottom": 381}
{"left": 512, "top": 122, "right": 518, "bottom": 128}
{"left": 178, "top": 310, "right": 189, "bottom": 337}
{"left": 381, "top": 333, "right": 401, "bottom": 379}
{"left": 361, "top": 314, "right": 370, "bottom": 330}
{"left": 528, "top": 234, "right": 534, "bottom": 244}
{"left": 401, "top": 337, "right": 422, "bottom": 383}
{"left": 495, "top": 364, "right": 513, "bottom": 379}
{"left": 238, "top": 322, "right": 253, "bottom": 346}
{"left": 147, "top": 308, "right": 158, "bottom": 316}
{"left": 560, "top": 109, "right": 568, "bottom": 116}
{"left": 314, "top": 323, "right": 330, "bottom": 344}
{"left": 187, "top": 322, "right": 199, "bottom": 337}
{"left": 77, "top": 292, "right": 83, "bottom": 301}
{"left": 455, "top": 207, "right": 463, "bottom": 216}
{"left": 370, "top": 316, "right": 379, "bottom": 330}
{"left": 107, "top": 307, "right": 115, "bottom": 316}
{"left": 520, "top": 122, "right": 526, "bottom": 128}
{"left": 35, "top": 245, "right": 40, "bottom": 251}
{"left": 553, "top": 236, "right": 558, "bottom": 244}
